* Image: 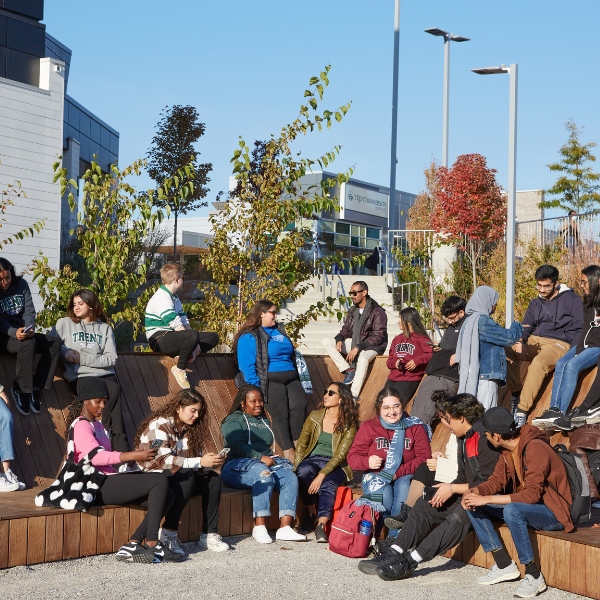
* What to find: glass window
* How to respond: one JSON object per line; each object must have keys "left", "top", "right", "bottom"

{"left": 366, "top": 239, "right": 378, "bottom": 250}
{"left": 366, "top": 227, "right": 380, "bottom": 239}
{"left": 321, "top": 232, "right": 334, "bottom": 244}
{"left": 351, "top": 236, "right": 359, "bottom": 247}
{"left": 336, "top": 223, "right": 350, "bottom": 235}
{"left": 360, "top": 226, "right": 366, "bottom": 237}
{"left": 284, "top": 221, "right": 295, "bottom": 231}
{"left": 351, "top": 225, "right": 360, "bottom": 236}
{"left": 336, "top": 234, "right": 350, "bottom": 246}
{"left": 320, "top": 220, "right": 334, "bottom": 233}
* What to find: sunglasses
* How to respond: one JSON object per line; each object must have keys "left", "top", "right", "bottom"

{"left": 349, "top": 290, "right": 366, "bottom": 296}
{"left": 263, "top": 310, "right": 277, "bottom": 316}
{"left": 324, "top": 389, "right": 339, "bottom": 397}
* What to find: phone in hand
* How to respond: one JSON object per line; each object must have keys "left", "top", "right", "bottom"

{"left": 218, "top": 447, "right": 230, "bottom": 456}
{"left": 423, "top": 486, "right": 437, "bottom": 502}
{"left": 23, "top": 325, "right": 34, "bottom": 334}
{"left": 149, "top": 439, "right": 163, "bottom": 449}
{"left": 426, "top": 342, "right": 439, "bottom": 348}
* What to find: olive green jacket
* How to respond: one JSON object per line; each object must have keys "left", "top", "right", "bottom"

{"left": 293, "top": 408, "right": 357, "bottom": 481}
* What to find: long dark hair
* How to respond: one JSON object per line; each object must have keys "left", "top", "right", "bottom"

{"left": 0, "top": 257, "right": 21, "bottom": 287}
{"left": 134, "top": 389, "right": 208, "bottom": 456}
{"left": 222, "top": 384, "right": 270, "bottom": 424}
{"left": 399, "top": 306, "right": 430, "bottom": 341}
{"left": 232, "top": 299, "right": 276, "bottom": 354}
{"left": 67, "top": 289, "right": 109, "bottom": 324}
{"left": 374, "top": 385, "right": 410, "bottom": 413}
{"left": 64, "top": 395, "right": 84, "bottom": 433}
{"left": 318, "top": 382, "right": 359, "bottom": 434}
{"left": 582, "top": 265, "right": 600, "bottom": 310}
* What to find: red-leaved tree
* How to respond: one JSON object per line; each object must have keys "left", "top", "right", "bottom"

{"left": 430, "top": 153, "right": 506, "bottom": 290}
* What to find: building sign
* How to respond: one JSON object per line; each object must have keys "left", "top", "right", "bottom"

{"left": 341, "top": 184, "right": 388, "bottom": 219}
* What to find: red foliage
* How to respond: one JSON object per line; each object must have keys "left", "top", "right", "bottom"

{"left": 430, "top": 154, "right": 506, "bottom": 241}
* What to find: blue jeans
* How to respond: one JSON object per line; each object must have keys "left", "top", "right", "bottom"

{"left": 550, "top": 346, "right": 600, "bottom": 413}
{"left": 221, "top": 458, "right": 299, "bottom": 519}
{"left": 296, "top": 455, "right": 347, "bottom": 519}
{"left": 467, "top": 503, "right": 563, "bottom": 565}
{"left": 0, "top": 399, "right": 14, "bottom": 462}
{"left": 382, "top": 473, "right": 413, "bottom": 537}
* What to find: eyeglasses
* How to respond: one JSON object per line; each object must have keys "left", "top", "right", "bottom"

{"left": 324, "top": 389, "right": 339, "bottom": 397}
{"left": 381, "top": 404, "right": 402, "bottom": 412}
{"left": 444, "top": 313, "right": 461, "bottom": 324}
{"left": 264, "top": 310, "right": 277, "bottom": 316}
{"left": 581, "top": 280, "right": 589, "bottom": 286}
{"left": 535, "top": 283, "right": 555, "bottom": 291}
{"left": 349, "top": 289, "right": 366, "bottom": 296}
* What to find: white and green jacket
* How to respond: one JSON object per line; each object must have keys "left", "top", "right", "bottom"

{"left": 145, "top": 285, "right": 189, "bottom": 340}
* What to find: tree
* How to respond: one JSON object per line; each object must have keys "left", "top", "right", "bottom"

{"left": 541, "top": 120, "right": 600, "bottom": 213}
{"left": 431, "top": 153, "right": 506, "bottom": 290}
{"left": 146, "top": 105, "right": 212, "bottom": 259}
{"left": 407, "top": 158, "right": 440, "bottom": 231}
{"left": 188, "top": 66, "right": 353, "bottom": 346}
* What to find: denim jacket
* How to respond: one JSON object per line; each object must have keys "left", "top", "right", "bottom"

{"left": 476, "top": 315, "right": 523, "bottom": 384}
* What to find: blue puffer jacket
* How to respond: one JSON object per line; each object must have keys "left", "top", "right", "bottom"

{"left": 476, "top": 315, "right": 523, "bottom": 384}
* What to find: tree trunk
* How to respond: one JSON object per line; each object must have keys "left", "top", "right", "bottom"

{"left": 470, "top": 239, "right": 477, "bottom": 292}
{"left": 173, "top": 209, "right": 178, "bottom": 261}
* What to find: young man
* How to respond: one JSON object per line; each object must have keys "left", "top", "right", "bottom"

{"left": 462, "top": 407, "right": 573, "bottom": 598}
{"left": 505, "top": 265, "right": 583, "bottom": 427}
{"left": 145, "top": 263, "right": 219, "bottom": 388}
{"left": 321, "top": 281, "right": 387, "bottom": 399}
{"left": 357, "top": 393, "right": 502, "bottom": 580}
{"left": 409, "top": 296, "right": 467, "bottom": 425}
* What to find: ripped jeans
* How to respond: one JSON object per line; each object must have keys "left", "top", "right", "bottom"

{"left": 221, "top": 457, "right": 299, "bottom": 519}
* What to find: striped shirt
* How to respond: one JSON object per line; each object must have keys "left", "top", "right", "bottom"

{"left": 145, "top": 285, "right": 189, "bottom": 340}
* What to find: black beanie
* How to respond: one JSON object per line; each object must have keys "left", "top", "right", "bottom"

{"left": 78, "top": 377, "right": 109, "bottom": 402}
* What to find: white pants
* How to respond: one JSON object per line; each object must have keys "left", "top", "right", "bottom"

{"left": 477, "top": 379, "right": 499, "bottom": 411}
{"left": 322, "top": 337, "right": 378, "bottom": 398}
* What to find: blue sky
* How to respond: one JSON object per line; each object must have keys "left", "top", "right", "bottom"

{"left": 45, "top": 1, "right": 600, "bottom": 220}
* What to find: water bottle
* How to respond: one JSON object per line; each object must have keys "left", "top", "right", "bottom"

{"left": 359, "top": 520, "right": 372, "bottom": 536}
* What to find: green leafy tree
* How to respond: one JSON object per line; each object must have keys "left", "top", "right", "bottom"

{"left": 541, "top": 120, "right": 600, "bottom": 213}
{"left": 189, "top": 66, "right": 353, "bottom": 346}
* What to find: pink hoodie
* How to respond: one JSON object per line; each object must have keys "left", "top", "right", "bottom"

{"left": 72, "top": 419, "right": 121, "bottom": 474}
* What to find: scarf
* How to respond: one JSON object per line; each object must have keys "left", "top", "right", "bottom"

{"left": 294, "top": 350, "right": 313, "bottom": 394}
{"left": 455, "top": 286, "right": 499, "bottom": 396}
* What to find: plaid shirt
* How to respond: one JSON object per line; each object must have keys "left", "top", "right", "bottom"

{"left": 136, "top": 416, "right": 202, "bottom": 474}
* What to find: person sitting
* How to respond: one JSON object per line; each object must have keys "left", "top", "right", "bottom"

{"left": 534, "top": 265, "right": 600, "bottom": 430}
{"left": 0, "top": 384, "right": 25, "bottom": 491}
{"left": 145, "top": 263, "right": 219, "bottom": 389}
{"left": 357, "top": 393, "right": 502, "bottom": 581}
{"left": 66, "top": 378, "right": 180, "bottom": 563}
{"left": 505, "top": 265, "right": 582, "bottom": 427}
{"left": 50, "top": 289, "right": 128, "bottom": 452}
{"left": 561, "top": 354, "right": 600, "bottom": 429}
{"left": 455, "top": 286, "right": 522, "bottom": 410}
{"left": 386, "top": 307, "right": 432, "bottom": 405}
{"left": 0, "top": 258, "right": 59, "bottom": 416}
{"left": 322, "top": 281, "right": 388, "bottom": 399}
{"left": 347, "top": 386, "right": 430, "bottom": 540}
{"left": 294, "top": 381, "right": 359, "bottom": 543}
{"left": 134, "top": 389, "right": 230, "bottom": 556}
{"left": 234, "top": 299, "right": 307, "bottom": 462}
{"left": 410, "top": 296, "right": 467, "bottom": 425}
{"left": 220, "top": 384, "right": 306, "bottom": 544}
{"left": 462, "top": 407, "right": 574, "bottom": 598}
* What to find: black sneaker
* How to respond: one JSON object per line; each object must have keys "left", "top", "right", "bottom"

{"left": 315, "top": 523, "right": 329, "bottom": 543}
{"left": 384, "top": 505, "right": 410, "bottom": 531}
{"left": 11, "top": 385, "right": 30, "bottom": 416}
{"left": 373, "top": 536, "right": 395, "bottom": 556}
{"left": 115, "top": 541, "right": 159, "bottom": 563}
{"left": 377, "top": 552, "right": 418, "bottom": 581}
{"left": 151, "top": 541, "right": 183, "bottom": 562}
{"left": 358, "top": 540, "right": 400, "bottom": 575}
{"left": 575, "top": 405, "right": 600, "bottom": 426}
{"left": 30, "top": 389, "right": 41, "bottom": 414}
{"left": 532, "top": 407, "right": 563, "bottom": 429}
{"left": 554, "top": 407, "right": 580, "bottom": 431}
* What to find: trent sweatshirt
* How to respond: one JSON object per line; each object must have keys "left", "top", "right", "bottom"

{"left": 0, "top": 278, "right": 35, "bottom": 338}
{"left": 144, "top": 285, "right": 189, "bottom": 340}
{"left": 386, "top": 332, "right": 432, "bottom": 382}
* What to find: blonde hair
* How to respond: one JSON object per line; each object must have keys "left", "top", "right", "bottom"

{"left": 160, "top": 262, "right": 183, "bottom": 285}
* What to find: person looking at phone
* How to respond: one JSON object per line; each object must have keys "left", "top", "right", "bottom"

{"left": 220, "top": 384, "right": 306, "bottom": 544}
{"left": 0, "top": 258, "right": 59, "bottom": 417}
{"left": 135, "top": 389, "right": 229, "bottom": 554}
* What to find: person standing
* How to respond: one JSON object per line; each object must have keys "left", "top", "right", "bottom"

{"left": 322, "top": 281, "right": 388, "bottom": 400}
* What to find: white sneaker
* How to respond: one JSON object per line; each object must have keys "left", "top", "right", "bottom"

{"left": 477, "top": 561, "right": 521, "bottom": 585}
{"left": 171, "top": 365, "right": 190, "bottom": 389}
{"left": 4, "top": 469, "right": 25, "bottom": 490}
{"left": 0, "top": 474, "right": 19, "bottom": 493}
{"left": 514, "top": 573, "right": 547, "bottom": 598}
{"left": 159, "top": 528, "right": 185, "bottom": 556}
{"left": 198, "top": 533, "right": 230, "bottom": 552}
{"left": 252, "top": 525, "right": 273, "bottom": 544}
{"left": 275, "top": 526, "right": 307, "bottom": 542}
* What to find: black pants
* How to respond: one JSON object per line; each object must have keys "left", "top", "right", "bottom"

{"left": 68, "top": 375, "right": 129, "bottom": 453}
{"left": 387, "top": 379, "right": 420, "bottom": 405}
{"left": 580, "top": 357, "right": 600, "bottom": 412}
{"left": 0, "top": 332, "right": 60, "bottom": 393}
{"left": 162, "top": 468, "right": 221, "bottom": 533}
{"left": 267, "top": 370, "right": 308, "bottom": 451}
{"left": 149, "top": 330, "right": 219, "bottom": 370}
{"left": 93, "top": 472, "right": 175, "bottom": 543}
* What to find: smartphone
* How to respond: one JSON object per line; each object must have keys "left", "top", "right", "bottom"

{"left": 23, "top": 325, "right": 34, "bottom": 334}
{"left": 423, "top": 486, "right": 437, "bottom": 502}
{"left": 149, "top": 439, "right": 163, "bottom": 449}
{"left": 218, "top": 447, "right": 230, "bottom": 456}
{"left": 426, "top": 342, "right": 439, "bottom": 348}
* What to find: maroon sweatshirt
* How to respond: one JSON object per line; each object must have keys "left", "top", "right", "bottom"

{"left": 386, "top": 332, "right": 432, "bottom": 382}
{"left": 347, "top": 414, "right": 431, "bottom": 479}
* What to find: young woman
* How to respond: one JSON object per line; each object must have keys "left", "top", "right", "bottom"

{"left": 0, "top": 258, "right": 59, "bottom": 416}
{"left": 294, "top": 381, "right": 359, "bottom": 543}
{"left": 534, "top": 265, "right": 600, "bottom": 429}
{"left": 347, "top": 386, "right": 430, "bottom": 539}
{"left": 134, "top": 389, "right": 230, "bottom": 555}
{"left": 220, "top": 384, "right": 306, "bottom": 544}
{"left": 50, "top": 289, "right": 128, "bottom": 452}
{"left": 0, "top": 384, "right": 24, "bottom": 491}
{"left": 66, "top": 377, "right": 179, "bottom": 563}
{"left": 386, "top": 307, "right": 433, "bottom": 404}
{"left": 233, "top": 299, "right": 307, "bottom": 462}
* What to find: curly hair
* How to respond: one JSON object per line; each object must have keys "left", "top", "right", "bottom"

{"left": 317, "top": 382, "right": 359, "bottom": 433}
{"left": 222, "top": 384, "right": 270, "bottom": 423}
{"left": 374, "top": 385, "right": 409, "bottom": 414}
{"left": 434, "top": 392, "right": 484, "bottom": 425}
{"left": 64, "top": 395, "right": 84, "bottom": 434}
{"left": 134, "top": 389, "right": 208, "bottom": 456}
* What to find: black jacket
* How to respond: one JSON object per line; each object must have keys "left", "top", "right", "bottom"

{"left": 0, "top": 277, "right": 35, "bottom": 338}
{"left": 453, "top": 428, "right": 502, "bottom": 488}
{"left": 334, "top": 297, "right": 388, "bottom": 354}
{"left": 425, "top": 315, "right": 467, "bottom": 382}
{"left": 576, "top": 306, "right": 600, "bottom": 355}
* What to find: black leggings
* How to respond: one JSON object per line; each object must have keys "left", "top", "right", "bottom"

{"left": 387, "top": 379, "right": 420, "bottom": 405}
{"left": 93, "top": 472, "right": 175, "bottom": 543}
{"left": 69, "top": 375, "right": 129, "bottom": 453}
{"left": 267, "top": 370, "right": 308, "bottom": 451}
{"left": 162, "top": 468, "right": 221, "bottom": 533}
{"left": 149, "top": 330, "right": 219, "bottom": 370}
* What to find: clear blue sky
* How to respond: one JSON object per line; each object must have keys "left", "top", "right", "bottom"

{"left": 45, "top": 0, "right": 600, "bottom": 220}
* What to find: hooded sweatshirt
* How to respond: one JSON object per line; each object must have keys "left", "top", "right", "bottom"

{"left": 221, "top": 412, "right": 275, "bottom": 462}
{"left": 0, "top": 277, "right": 35, "bottom": 338}
{"left": 50, "top": 317, "right": 117, "bottom": 381}
{"left": 521, "top": 284, "right": 583, "bottom": 347}
{"left": 576, "top": 306, "right": 600, "bottom": 354}
{"left": 386, "top": 332, "right": 432, "bottom": 382}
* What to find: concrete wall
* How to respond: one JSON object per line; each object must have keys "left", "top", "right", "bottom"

{"left": 515, "top": 190, "right": 544, "bottom": 223}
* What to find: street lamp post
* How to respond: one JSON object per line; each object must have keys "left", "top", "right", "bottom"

{"left": 424, "top": 28, "right": 469, "bottom": 167}
{"left": 472, "top": 64, "right": 518, "bottom": 326}
{"left": 388, "top": 0, "right": 401, "bottom": 240}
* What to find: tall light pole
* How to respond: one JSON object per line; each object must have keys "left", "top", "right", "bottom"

{"left": 472, "top": 64, "right": 518, "bottom": 326}
{"left": 424, "top": 28, "right": 469, "bottom": 167}
{"left": 387, "top": 0, "right": 400, "bottom": 241}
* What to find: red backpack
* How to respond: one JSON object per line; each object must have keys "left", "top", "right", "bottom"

{"left": 329, "top": 500, "right": 379, "bottom": 558}
{"left": 325, "top": 485, "right": 353, "bottom": 537}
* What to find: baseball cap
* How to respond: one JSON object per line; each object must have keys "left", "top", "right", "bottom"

{"left": 472, "top": 406, "right": 517, "bottom": 435}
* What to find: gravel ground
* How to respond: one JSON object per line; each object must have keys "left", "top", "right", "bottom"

{"left": 0, "top": 532, "right": 589, "bottom": 600}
